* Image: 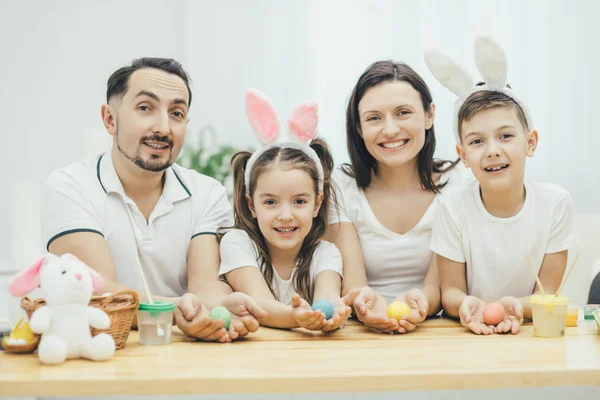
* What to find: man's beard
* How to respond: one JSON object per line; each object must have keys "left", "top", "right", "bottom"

{"left": 117, "top": 131, "right": 174, "bottom": 172}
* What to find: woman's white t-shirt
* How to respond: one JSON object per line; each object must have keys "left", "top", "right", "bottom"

{"left": 431, "top": 178, "right": 577, "bottom": 302}
{"left": 219, "top": 229, "right": 343, "bottom": 305}
{"left": 330, "top": 164, "right": 469, "bottom": 303}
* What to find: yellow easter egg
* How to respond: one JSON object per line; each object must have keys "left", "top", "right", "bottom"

{"left": 387, "top": 301, "right": 410, "bottom": 320}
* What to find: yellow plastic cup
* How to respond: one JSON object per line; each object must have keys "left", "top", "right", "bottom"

{"left": 530, "top": 294, "right": 569, "bottom": 338}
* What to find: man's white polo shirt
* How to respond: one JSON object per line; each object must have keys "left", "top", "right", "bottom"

{"left": 41, "top": 151, "right": 233, "bottom": 297}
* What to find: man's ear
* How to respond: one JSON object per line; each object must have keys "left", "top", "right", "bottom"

{"left": 101, "top": 104, "right": 117, "bottom": 137}
{"left": 526, "top": 130, "right": 538, "bottom": 157}
{"left": 246, "top": 193, "right": 257, "bottom": 218}
{"left": 456, "top": 144, "right": 469, "bottom": 168}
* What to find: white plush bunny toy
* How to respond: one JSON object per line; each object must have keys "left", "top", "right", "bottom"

{"left": 8, "top": 253, "right": 116, "bottom": 365}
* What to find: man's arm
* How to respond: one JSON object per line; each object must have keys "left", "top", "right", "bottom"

{"left": 186, "top": 233, "right": 233, "bottom": 310}
{"left": 49, "top": 232, "right": 179, "bottom": 303}
{"left": 49, "top": 232, "right": 181, "bottom": 328}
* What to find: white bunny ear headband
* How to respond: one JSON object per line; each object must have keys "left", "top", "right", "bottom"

{"left": 424, "top": 36, "right": 534, "bottom": 144}
{"left": 244, "top": 88, "right": 324, "bottom": 193}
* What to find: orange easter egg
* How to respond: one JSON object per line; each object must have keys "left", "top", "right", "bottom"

{"left": 483, "top": 302, "right": 504, "bottom": 325}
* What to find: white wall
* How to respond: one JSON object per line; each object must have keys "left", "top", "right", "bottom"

{"left": 0, "top": 0, "right": 185, "bottom": 266}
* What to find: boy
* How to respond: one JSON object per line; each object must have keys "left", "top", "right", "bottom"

{"left": 426, "top": 37, "right": 577, "bottom": 335}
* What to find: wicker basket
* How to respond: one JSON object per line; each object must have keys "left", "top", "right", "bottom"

{"left": 20, "top": 290, "right": 139, "bottom": 350}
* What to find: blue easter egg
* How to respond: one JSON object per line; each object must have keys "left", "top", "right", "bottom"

{"left": 311, "top": 298, "right": 334, "bottom": 319}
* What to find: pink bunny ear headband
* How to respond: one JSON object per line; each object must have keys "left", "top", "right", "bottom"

{"left": 244, "top": 88, "right": 324, "bottom": 193}
{"left": 424, "top": 36, "right": 534, "bottom": 144}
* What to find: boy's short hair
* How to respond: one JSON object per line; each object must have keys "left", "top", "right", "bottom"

{"left": 457, "top": 89, "right": 530, "bottom": 141}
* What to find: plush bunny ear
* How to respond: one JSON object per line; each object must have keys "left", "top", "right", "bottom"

{"left": 62, "top": 253, "right": 104, "bottom": 293}
{"left": 424, "top": 48, "right": 475, "bottom": 99}
{"left": 474, "top": 36, "right": 508, "bottom": 90}
{"left": 8, "top": 255, "right": 47, "bottom": 297}
{"left": 246, "top": 88, "right": 280, "bottom": 145}
{"left": 288, "top": 101, "right": 319, "bottom": 143}
{"left": 87, "top": 267, "right": 103, "bottom": 293}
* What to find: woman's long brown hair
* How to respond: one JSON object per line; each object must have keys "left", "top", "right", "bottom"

{"left": 219, "top": 138, "right": 335, "bottom": 303}
{"left": 344, "top": 60, "right": 459, "bottom": 191}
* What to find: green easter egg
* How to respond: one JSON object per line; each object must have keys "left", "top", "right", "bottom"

{"left": 209, "top": 306, "right": 231, "bottom": 330}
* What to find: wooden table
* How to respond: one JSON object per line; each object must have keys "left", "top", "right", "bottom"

{"left": 1, "top": 318, "right": 599, "bottom": 397}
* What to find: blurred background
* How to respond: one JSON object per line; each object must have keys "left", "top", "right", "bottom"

{"left": 1, "top": 0, "right": 599, "bottom": 317}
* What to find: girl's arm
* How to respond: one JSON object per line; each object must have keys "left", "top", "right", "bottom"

{"left": 225, "top": 266, "right": 324, "bottom": 330}
{"left": 313, "top": 270, "right": 343, "bottom": 304}
{"left": 313, "top": 270, "right": 358, "bottom": 332}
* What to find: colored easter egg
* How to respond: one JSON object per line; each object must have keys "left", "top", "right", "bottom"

{"left": 387, "top": 301, "right": 411, "bottom": 320}
{"left": 483, "top": 302, "right": 505, "bottom": 325}
{"left": 311, "top": 299, "right": 334, "bottom": 319}
{"left": 209, "top": 306, "right": 232, "bottom": 330}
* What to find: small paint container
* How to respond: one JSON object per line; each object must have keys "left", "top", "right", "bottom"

{"left": 530, "top": 295, "right": 569, "bottom": 338}
{"left": 137, "top": 301, "right": 175, "bottom": 345}
{"left": 584, "top": 304, "right": 600, "bottom": 320}
{"left": 565, "top": 307, "right": 578, "bottom": 327}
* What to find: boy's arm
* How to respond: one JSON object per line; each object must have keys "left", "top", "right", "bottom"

{"left": 422, "top": 255, "right": 442, "bottom": 317}
{"left": 517, "top": 250, "right": 568, "bottom": 319}
{"left": 431, "top": 196, "right": 468, "bottom": 319}
{"left": 437, "top": 254, "right": 468, "bottom": 318}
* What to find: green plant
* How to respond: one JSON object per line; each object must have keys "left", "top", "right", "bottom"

{"left": 176, "top": 125, "right": 239, "bottom": 185}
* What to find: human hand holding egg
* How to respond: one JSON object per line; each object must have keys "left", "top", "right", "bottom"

{"left": 320, "top": 289, "right": 360, "bottom": 332}
{"left": 175, "top": 293, "right": 230, "bottom": 342}
{"left": 393, "top": 289, "right": 429, "bottom": 333}
{"left": 219, "top": 292, "right": 267, "bottom": 341}
{"left": 353, "top": 286, "right": 400, "bottom": 333}
{"left": 292, "top": 294, "right": 327, "bottom": 331}
{"left": 459, "top": 296, "right": 495, "bottom": 335}
{"left": 492, "top": 297, "right": 523, "bottom": 334}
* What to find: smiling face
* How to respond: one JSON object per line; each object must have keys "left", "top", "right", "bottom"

{"left": 103, "top": 68, "right": 190, "bottom": 172}
{"left": 357, "top": 80, "right": 434, "bottom": 169}
{"left": 457, "top": 106, "right": 538, "bottom": 192}
{"left": 248, "top": 163, "right": 323, "bottom": 256}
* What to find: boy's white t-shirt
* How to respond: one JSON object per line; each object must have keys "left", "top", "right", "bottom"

{"left": 330, "top": 164, "right": 469, "bottom": 303}
{"left": 431, "top": 178, "right": 577, "bottom": 302}
{"left": 218, "top": 229, "right": 343, "bottom": 305}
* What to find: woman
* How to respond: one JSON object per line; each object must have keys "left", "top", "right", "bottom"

{"left": 327, "top": 60, "right": 465, "bottom": 333}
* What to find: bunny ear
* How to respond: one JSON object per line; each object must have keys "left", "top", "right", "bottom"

{"left": 8, "top": 255, "right": 47, "bottom": 297}
{"left": 246, "top": 88, "right": 280, "bottom": 145}
{"left": 87, "top": 267, "right": 103, "bottom": 294}
{"left": 474, "top": 36, "right": 508, "bottom": 90}
{"left": 62, "top": 253, "right": 104, "bottom": 293}
{"left": 424, "top": 48, "right": 475, "bottom": 99}
{"left": 288, "top": 101, "right": 318, "bottom": 143}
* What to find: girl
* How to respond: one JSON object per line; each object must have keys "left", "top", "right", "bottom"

{"left": 218, "top": 89, "right": 358, "bottom": 331}
{"left": 327, "top": 61, "right": 466, "bottom": 334}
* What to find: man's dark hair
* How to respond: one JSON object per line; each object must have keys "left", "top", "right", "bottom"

{"left": 106, "top": 57, "right": 192, "bottom": 106}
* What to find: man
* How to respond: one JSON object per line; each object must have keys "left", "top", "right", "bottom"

{"left": 41, "top": 58, "right": 265, "bottom": 342}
